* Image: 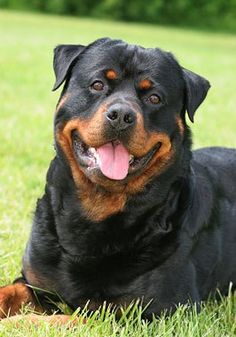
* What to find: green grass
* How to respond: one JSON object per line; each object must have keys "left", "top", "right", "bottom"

{"left": 0, "top": 9, "right": 236, "bottom": 336}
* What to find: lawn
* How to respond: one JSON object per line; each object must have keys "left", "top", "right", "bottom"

{"left": 0, "top": 9, "right": 236, "bottom": 336}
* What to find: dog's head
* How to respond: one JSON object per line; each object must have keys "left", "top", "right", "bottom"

{"left": 54, "top": 38, "right": 210, "bottom": 194}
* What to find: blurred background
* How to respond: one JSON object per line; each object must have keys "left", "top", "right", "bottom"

{"left": 0, "top": 2, "right": 236, "bottom": 283}
{"left": 1, "top": 0, "right": 236, "bottom": 31}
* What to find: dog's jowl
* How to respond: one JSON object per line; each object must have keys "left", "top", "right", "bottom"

{"left": 0, "top": 38, "right": 236, "bottom": 321}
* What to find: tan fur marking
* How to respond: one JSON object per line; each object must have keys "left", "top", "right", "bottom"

{"left": 127, "top": 144, "right": 173, "bottom": 194}
{"left": 139, "top": 79, "right": 152, "bottom": 90}
{"left": 61, "top": 104, "right": 108, "bottom": 148}
{"left": 80, "top": 189, "right": 127, "bottom": 221}
{"left": 106, "top": 69, "right": 118, "bottom": 80}
{"left": 128, "top": 112, "right": 171, "bottom": 157}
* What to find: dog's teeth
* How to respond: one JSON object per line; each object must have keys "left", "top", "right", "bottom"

{"left": 88, "top": 147, "right": 96, "bottom": 155}
{"left": 90, "top": 147, "right": 96, "bottom": 153}
{"left": 129, "top": 155, "right": 134, "bottom": 164}
{"left": 87, "top": 147, "right": 100, "bottom": 165}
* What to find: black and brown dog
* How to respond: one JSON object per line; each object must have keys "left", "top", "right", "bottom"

{"left": 0, "top": 38, "right": 236, "bottom": 323}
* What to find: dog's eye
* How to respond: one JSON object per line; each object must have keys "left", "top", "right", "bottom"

{"left": 149, "top": 94, "right": 161, "bottom": 104}
{"left": 91, "top": 81, "right": 104, "bottom": 91}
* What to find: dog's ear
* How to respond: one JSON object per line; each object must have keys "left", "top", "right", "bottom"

{"left": 183, "top": 68, "right": 210, "bottom": 122}
{"left": 52, "top": 44, "right": 85, "bottom": 91}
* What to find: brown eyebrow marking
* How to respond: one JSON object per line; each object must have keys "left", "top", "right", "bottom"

{"left": 139, "top": 79, "right": 152, "bottom": 90}
{"left": 106, "top": 69, "right": 118, "bottom": 80}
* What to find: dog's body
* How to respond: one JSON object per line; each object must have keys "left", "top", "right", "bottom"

{"left": 0, "top": 38, "right": 236, "bottom": 320}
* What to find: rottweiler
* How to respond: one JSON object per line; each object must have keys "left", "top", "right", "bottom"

{"left": 0, "top": 38, "right": 236, "bottom": 323}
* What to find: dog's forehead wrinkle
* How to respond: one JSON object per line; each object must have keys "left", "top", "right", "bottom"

{"left": 77, "top": 43, "right": 144, "bottom": 76}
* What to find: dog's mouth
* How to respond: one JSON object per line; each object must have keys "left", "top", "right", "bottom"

{"left": 72, "top": 131, "right": 161, "bottom": 181}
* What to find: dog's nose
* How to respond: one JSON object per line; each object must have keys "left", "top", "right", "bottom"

{"left": 106, "top": 104, "right": 136, "bottom": 131}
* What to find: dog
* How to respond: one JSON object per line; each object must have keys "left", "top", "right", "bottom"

{"left": 0, "top": 38, "right": 235, "bottom": 323}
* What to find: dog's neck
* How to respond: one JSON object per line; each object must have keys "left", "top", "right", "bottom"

{"left": 49, "top": 170, "right": 191, "bottom": 271}
{"left": 48, "top": 140, "right": 192, "bottom": 264}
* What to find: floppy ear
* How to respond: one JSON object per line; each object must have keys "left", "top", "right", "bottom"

{"left": 52, "top": 44, "right": 85, "bottom": 91}
{"left": 183, "top": 68, "right": 210, "bottom": 122}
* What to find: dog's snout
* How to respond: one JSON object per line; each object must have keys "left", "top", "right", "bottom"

{"left": 106, "top": 104, "right": 136, "bottom": 131}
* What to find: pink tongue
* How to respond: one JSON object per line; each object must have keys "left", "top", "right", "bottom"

{"left": 96, "top": 142, "right": 130, "bottom": 180}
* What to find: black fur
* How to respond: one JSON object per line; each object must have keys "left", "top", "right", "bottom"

{"left": 21, "top": 38, "right": 236, "bottom": 318}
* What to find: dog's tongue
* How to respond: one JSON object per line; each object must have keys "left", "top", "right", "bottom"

{"left": 96, "top": 142, "right": 130, "bottom": 180}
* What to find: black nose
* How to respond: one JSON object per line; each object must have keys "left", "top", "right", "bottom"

{"left": 106, "top": 104, "right": 136, "bottom": 131}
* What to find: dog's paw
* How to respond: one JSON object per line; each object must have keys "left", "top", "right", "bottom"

{"left": 0, "top": 283, "right": 34, "bottom": 319}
